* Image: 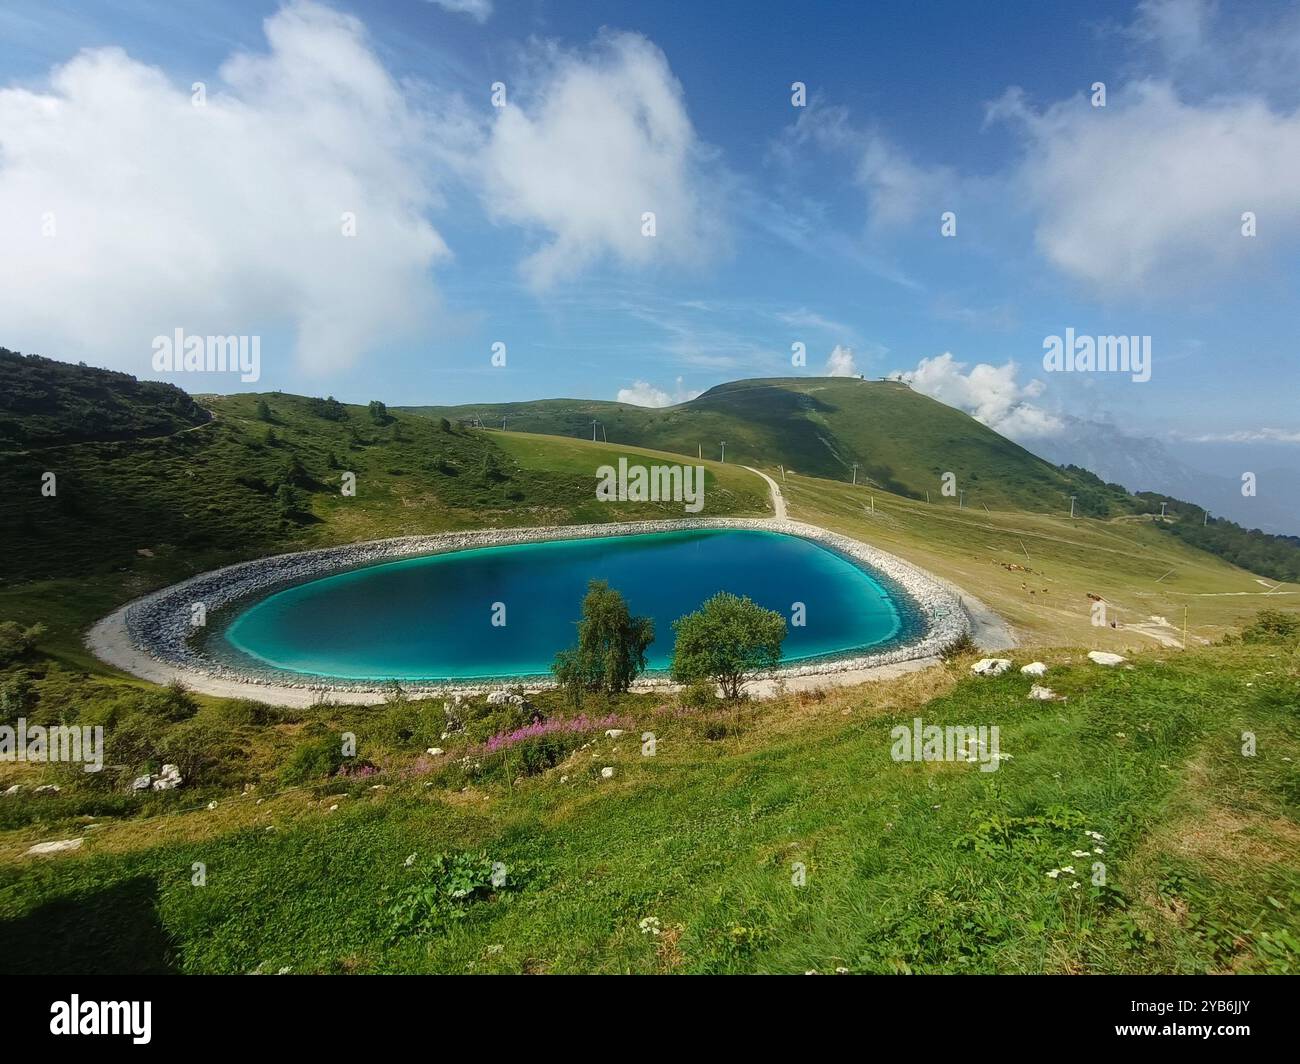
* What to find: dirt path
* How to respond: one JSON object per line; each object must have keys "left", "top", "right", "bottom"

{"left": 743, "top": 465, "right": 788, "bottom": 519}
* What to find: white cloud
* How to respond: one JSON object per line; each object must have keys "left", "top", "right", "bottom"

{"left": 0, "top": 1, "right": 448, "bottom": 374}
{"left": 989, "top": 81, "right": 1300, "bottom": 293}
{"left": 424, "top": 0, "right": 492, "bottom": 22}
{"left": 889, "top": 352, "right": 1064, "bottom": 439}
{"left": 826, "top": 345, "right": 858, "bottom": 377}
{"left": 615, "top": 376, "right": 701, "bottom": 408}
{"left": 1180, "top": 428, "right": 1300, "bottom": 444}
{"left": 481, "top": 31, "right": 726, "bottom": 288}
{"left": 781, "top": 105, "right": 952, "bottom": 230}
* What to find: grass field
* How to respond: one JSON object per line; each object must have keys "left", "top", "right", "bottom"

{"left": 2, "top": 640, "right": 1296, "bottom": 974}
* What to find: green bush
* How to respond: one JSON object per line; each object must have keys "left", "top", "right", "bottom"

{"left": 679, "top": 679, "right": 716, "bottom": 711}
{"left": 0, "top": 621, "right": 45, "bottom": 668}
{"left": 280, "top": 733, "right": 345, "bottom": 785}
{"left": 155, "top": 720, "right": 248, "bottom": 788}
{"left": 1241, "top": 609, "right": 1300, "bottom": 644}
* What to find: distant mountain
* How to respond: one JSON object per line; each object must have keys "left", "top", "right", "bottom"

{"left": 1028, "top": 416, "right": 1300, "bottom": 536}
{"left": 404, "top": 377, "right": 1139, "bottom": 516}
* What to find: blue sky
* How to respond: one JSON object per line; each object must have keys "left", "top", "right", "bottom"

{"left": 1, "top": 0, "right": 1297, "bottom": 456}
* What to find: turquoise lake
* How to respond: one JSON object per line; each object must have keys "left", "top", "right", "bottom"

{"left": 218, "top": 528, "right": 914, "bottom": 681}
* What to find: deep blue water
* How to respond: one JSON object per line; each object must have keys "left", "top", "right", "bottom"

{"left": 218, "top": 528, "right": 910, "bottom": 681}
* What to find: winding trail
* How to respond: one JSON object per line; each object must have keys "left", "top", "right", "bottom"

{"left": 743, "top": 465, "right": 788, "bottom": 519}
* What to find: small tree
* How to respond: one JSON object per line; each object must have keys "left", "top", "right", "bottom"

{"left": 256, "top": 398, "right": 272, "bottom": 422}
{"left": 671, "top": 592, "right": 786, "bottom": 701}
{"left": 553, "top": 581, "right": 654, "bottom": 704}
{"left": 367, "top": 400, "right": 388, "bottom": 424}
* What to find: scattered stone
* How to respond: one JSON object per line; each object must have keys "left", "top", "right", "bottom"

{"left": 559, "top": 775, "right": 568, "bottom": 783}
{"left": 327, "top": 804, "right": 339, "bottom": 812}
{"left": 971, "top": 658, "right": 1012, "bottom": 677}
{"left": 26, "top": 838, "right": 83, "bottom": 856}
{"left": 151, "top": 764, "right": 183, "bottom": 791}
{"left": 1020, "top": 661, "right": 1047, "bottom": 676}
{"left": 600, "top": 766, "right": 615, "bottom": 779}
{"left": 1087, "top": 651, "right": 1126, "bottom": 667}
{"left": 604, "top": 729, "right": 625, "bottom": 739}
{"left": 34, "top": 784, "right": 61, "bottom": 796}
{"left": 485, "top": 944, "right": 504, "bottom": 956}
{"left": 426, "top": 747, "right": 444, "bottom": 756}
{"left": 486, "top": 690, "right": 510, "bottom": 706}
{"left": 2, "top": 785, "right": 20, "bottom": 797}
{"left": 206, "top": 800, "right": 218, "bottom": 810}
{"left": 132, "top": 775, "right": 153, "bottom": 792}
{"left": 405, "top": 853, "right": 417, "bottom": 867}
{"left": 1028, "top": 684, "right": 1063, "bottom": 701}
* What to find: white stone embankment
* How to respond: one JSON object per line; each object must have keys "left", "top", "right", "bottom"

{"left": 86, "top": 518, "right": 992, "bottom": 707}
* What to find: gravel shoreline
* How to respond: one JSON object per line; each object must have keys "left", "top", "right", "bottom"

{"left": 86, "top": 518, "right": 977, "bottom": 704}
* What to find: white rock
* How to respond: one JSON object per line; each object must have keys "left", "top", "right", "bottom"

{"left": 34, "top": 784, "right": 61, "bottom": 795}
{"left": 1028, "top": 684, "right": 1062, "bottom": 701}
{"left": 132, "top": 775, "right": 153, "bottom": 791}
{"left": 426, "top": 747, "right": 445, "bottom": 756}
{"left": 600, "top": 766, "right": 615, "bottom": 779}
{"left": 2, "top": 785, "right": 20, "bottom": 797}
{"left": 1087, "top": 651, "right": 1126, "bottom": 667}
{"left": 971, "top": 658, "right": 1012, "bottom": 677}
{"left": 486, "top": 690, "right": 510, "bottom": 706}
{"left": 1020, "top": 662, "right": 1047, "bottom": 676}
{"left": 26, "top": 838, "right": 83, "bottom": 855}
{"left": 206, "top": 800, "right": 218, "bottom": 810}
{"left": 604, "top": 729, "right": 625, "bottom": 739}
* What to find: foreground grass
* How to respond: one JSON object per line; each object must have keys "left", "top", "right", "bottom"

{"left": 3, "top": 641, "right": 1296, "bottom": 974}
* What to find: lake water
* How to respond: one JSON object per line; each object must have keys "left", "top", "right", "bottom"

{"left": 218, "top": 528, "right": 913, "bottom": 681}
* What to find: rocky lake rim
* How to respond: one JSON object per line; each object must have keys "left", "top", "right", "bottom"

{"left": 87, "top": 518, "right": 987, "bottom": 704}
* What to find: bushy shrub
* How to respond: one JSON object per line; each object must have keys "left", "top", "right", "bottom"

{"left": 679, "top": 679, "right": 716, "bottom": 711}
{"left": 0, "top": 621, "right": 45, "bottom": 667}
{"left": 217, "top": 698, "right": 278, "bottom": 726}
{"left": 155, "top": 720, "right": 247, "bottom": 788}
{"left": 1242, "top": 609, "right": 1300, "bottom": 644}
{"left": 280, "top": 733, "right": 345, "bottom": 785}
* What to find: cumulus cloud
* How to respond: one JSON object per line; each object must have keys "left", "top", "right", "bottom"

{"left": 0, "top": 0, "right": 448, "bottom": 374}
{"left": 616, "top": 376, "right": 701, "bottom": 408}
{"left": 826, "top": 344, "right": 858, "bottom": 377}
{"left": 986, "top": 0, "right": 1300, "bottom": 295}
{"left": 481, "top": 32, "right": 726, "bottom": 288}
{"left": 888, "top": 353, "right": 1063, "bottom": 439}
{"left": 988, "top": 81, "right": 1300, "bottom": 293}
{"left": 424, "top": 0, "right": 492, "bottom": 22}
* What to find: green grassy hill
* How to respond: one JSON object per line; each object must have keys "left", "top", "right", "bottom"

{"left": 0, "top": 348, "right": 209, "bottom": 451}
{"left": 405, "top": 377, "right": 1132, "bottom": 516}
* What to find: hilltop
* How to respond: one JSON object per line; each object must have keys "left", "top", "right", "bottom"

{"left": 404, "top": 377, "right": 1137, "bottom": 517}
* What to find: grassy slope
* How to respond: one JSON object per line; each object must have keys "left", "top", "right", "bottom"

{"left": 405, "top": 377, "right": 1127, "bottom": 514}
{"left": 775, "top": 471, "right": 1297, "bottom": 650}
{"left": 2, "top": 642, "right": 1296, "bottom": 974}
